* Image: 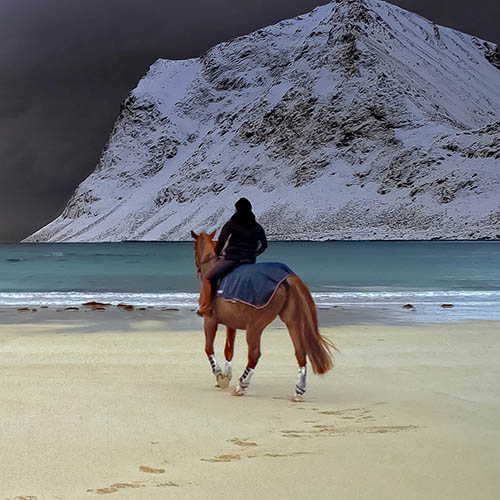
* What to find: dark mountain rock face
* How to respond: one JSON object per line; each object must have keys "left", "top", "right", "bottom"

{"left": 27, "top": 0, "right": 500, "bottom": 242}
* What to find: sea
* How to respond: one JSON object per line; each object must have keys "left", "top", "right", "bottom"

{"left": 0, "top": 241, "right": 499, "bottom": 324}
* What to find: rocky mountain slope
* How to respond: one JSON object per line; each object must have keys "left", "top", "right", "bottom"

{"left": 27, "top": 0, "right": 500, "bottom": 241}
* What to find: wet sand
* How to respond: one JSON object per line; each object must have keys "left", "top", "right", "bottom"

{"left": 1, "top": 315, "right": 499, "bottom": 499}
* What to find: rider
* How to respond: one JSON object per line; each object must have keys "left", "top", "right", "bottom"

{"left": 198, "top": 197, "right": 268, "bottom": 316}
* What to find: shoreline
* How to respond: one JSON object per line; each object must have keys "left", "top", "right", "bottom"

{"left": 1, "top": 318, "right": 499, "bottom": 499}
{"left": 0, "top": 299, "right": 499, "bottom": 327}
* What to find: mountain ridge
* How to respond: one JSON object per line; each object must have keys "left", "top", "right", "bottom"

{"left": 26, "top": 0, "right": 500, "bottom": 242}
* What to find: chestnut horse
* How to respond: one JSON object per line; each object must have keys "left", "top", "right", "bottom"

{"left": 191, "top": 231, "right": 334, "bottom": 400}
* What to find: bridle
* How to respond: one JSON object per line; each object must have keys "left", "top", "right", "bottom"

{"left": 194, "top": 243, "right": 217, "bottom": 279}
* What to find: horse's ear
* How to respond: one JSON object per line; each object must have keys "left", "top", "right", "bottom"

{"left": 208, "top": 230, "right": 216, "bottom": 239}
{"left": 190, "top": 230, "right": 199, "bottom": 240}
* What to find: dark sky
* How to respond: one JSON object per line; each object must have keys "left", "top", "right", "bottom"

{"left": 1, "top": 0, "right": 498, "bottom": 242}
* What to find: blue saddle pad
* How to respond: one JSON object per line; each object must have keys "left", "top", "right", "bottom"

{"left": 218, "top": 262, "right": 294, "bottom": 308}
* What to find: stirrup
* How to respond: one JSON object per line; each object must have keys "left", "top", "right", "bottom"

{"left": 196, "top": 307, "right": 212, "bottom": 317}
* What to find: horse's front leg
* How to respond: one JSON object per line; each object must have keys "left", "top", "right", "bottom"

{"left": 221, "top": 327, "right": 236, "bottom": 385}
{"left": 204, "top": 319, "right": 222, "bottom": 382}
{"left": 233, "top": 327, "right": 263, "bottom": 396}
{"left": 211, "top": 327, "right": 235, "bottom": 389}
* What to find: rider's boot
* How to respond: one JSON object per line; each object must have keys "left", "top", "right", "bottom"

{"left": 197, "top": 278, "right": 213, "bottom": 316}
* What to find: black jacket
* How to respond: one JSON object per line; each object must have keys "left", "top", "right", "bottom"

{"left": 215, "top": 216, "right": 268, "bottom": 262}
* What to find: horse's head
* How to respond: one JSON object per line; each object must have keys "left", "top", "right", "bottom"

{"left": 191, "top": 230, "right": 216, "bottom": 277}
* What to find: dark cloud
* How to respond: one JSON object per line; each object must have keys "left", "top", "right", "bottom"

{"left": 0, "top": 0, "right": 498, "bottom": 241}
{"left": 0, "top": 100, "right": 30, "bottom": 119}
{"left": 390, "top": 0, "right": 499, "bottom": 44}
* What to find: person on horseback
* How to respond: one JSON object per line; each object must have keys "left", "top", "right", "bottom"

{"left": 197, "top": 197, "right": 268, "bottom": 316}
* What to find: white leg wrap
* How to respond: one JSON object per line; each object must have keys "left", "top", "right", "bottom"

{"left": 295, "top": 365, "right": 307, "bottom": 396}
{"left": 223, "top": 359, "right": 232, "bottom": 380}
{"left": 209, "top": 354, "right": 221, "bottom": 375}
{"left": 239, "top": 366, "right": 255, "bottom": 389}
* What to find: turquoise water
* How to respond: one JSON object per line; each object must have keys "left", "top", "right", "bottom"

{"left": 1, "top": 241, "right": 499, "bottom": 321}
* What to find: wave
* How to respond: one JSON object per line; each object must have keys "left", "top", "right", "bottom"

{"left": 0, "top": 292, "right": 198, "bottom": 307}
{"left": 312, "top": 290, "right": 500, "bottom": 305}
{"left": 0, "top": 290, "right": 499, "bottom": 307}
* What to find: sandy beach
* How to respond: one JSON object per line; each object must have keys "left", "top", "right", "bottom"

{"left": 1, "top": 312, "right": 499, "bottom": 500}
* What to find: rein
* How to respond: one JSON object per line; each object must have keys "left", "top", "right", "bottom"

{"left": 195, "top": 251, "right": 217, "bottom": 279}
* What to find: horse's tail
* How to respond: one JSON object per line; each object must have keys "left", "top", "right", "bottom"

{"left": 283, "top": 275, "right": 336, "bottom": 375}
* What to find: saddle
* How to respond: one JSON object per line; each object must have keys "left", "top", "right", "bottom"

{"left": 218, "top": 262, "right": 294, "bottom": 308}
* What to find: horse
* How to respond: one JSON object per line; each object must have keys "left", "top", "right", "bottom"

{"left": 191, "top": 231, "right": 335, "bottom": 401}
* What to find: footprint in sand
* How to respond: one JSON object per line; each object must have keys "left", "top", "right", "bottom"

{"left": 263, "top": 451, "right": 314, "bottom": 458}
{"left": 280, "top": 423, "right": 419, "bottom": 438}
{"left": 318, "top": 407, "right": 375, "bottom": 422}
{"left": 139, "top": 466, "right": 165, "bottom": 474}
{"left": 356, "top": 415, "right": 376, "bottom": 422}
{"left": 280, "top": 405, "right": 419, "bottom": 439}
{"left": 87, "top": 477, "right": 178, "bottom": 495}
{"left": 201, "top": 454, "right": 241, "bottom": 463}
{"left": 318, "top": 407, "right": 362, "bottom": 415}
{"left": 229, "top": 437, "right": 258, "bottom": 447}
{"left": 87, "top": 482, "right": 143, "bottom": 495}
{"left": 203, "top": 450, "right": 316, "bottom": 462}
{"left": 281, "top": 429, "right": 305, "bottom": 438}
{"left": 361, "top": 425, "right": 419, "bottom": 434}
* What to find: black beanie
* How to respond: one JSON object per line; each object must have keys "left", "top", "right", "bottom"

{"left": 235, "top": 197, "right": 252, "bottom": 212}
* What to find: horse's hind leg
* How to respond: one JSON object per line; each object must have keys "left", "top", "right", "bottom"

{"left": 280, "top": 307, "right": 307, "bottom": 402}
{"left": 232, "top": 327, "right": 263, "bottom": 396}
{"left": 293, "top": 365, "right": 307, "bottom": 402}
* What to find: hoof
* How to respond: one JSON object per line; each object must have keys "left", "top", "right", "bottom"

{"left": 232, "top": 385, "right": 246, "bottom": 397}
{"left": 216, "top": 373, "right": 230, "bottom": 389}
{"left": 291, "top": 394, "right": 304, "bottom": 402}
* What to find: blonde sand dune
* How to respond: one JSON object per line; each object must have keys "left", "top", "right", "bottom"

{"left": 1, "top": 317, "right": 499, "bottom": 499}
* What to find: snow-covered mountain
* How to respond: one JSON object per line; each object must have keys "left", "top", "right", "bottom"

{"left": 27, "top": 0, "right": 500, "bottom": 242}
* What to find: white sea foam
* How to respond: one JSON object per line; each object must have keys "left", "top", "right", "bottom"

{"left": 1, "top": 289, "right": 499, "bottom": 315}
{"left": 0, "top": 292, "right": 199, "bottom": 307}
{"left": 1, "top": 290, "right": 498, "bottom": 323}
{"left": 312, "top": 290, "right": 500, "bottom": 304}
